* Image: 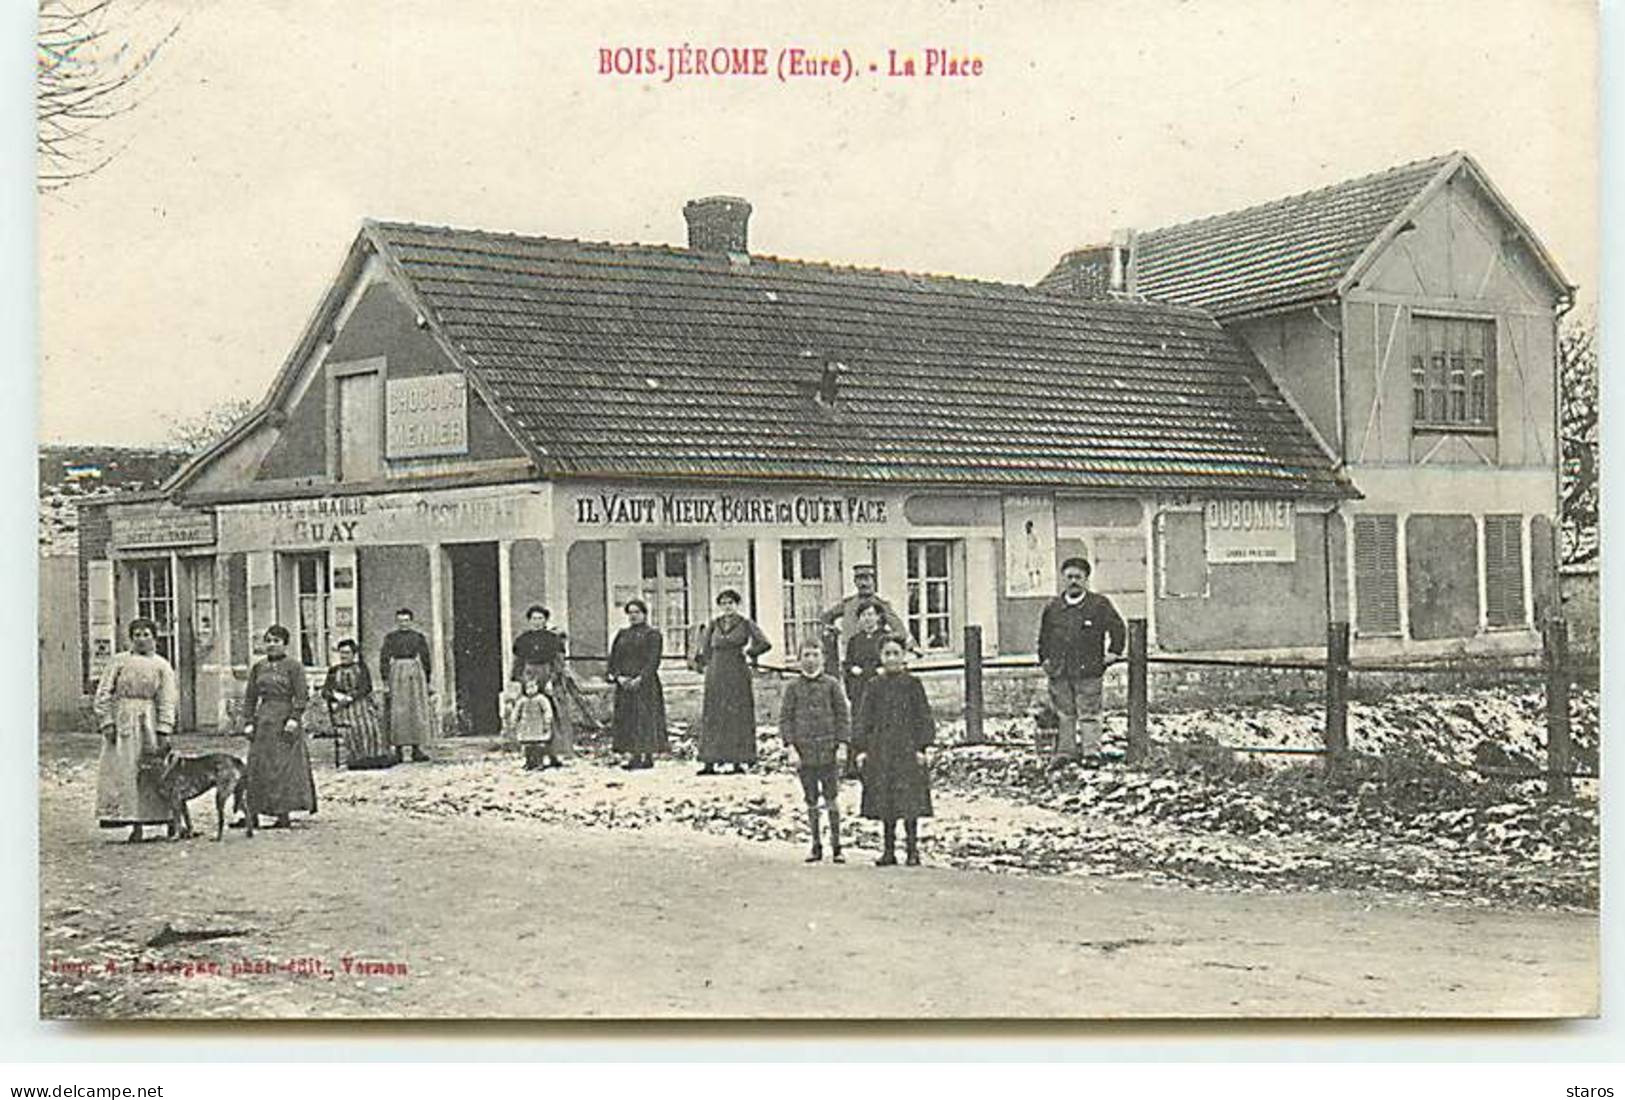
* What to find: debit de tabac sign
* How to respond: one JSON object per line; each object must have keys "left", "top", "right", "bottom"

{"left": 216, "top": 486, "right": 551, "bottom": 551}
{"left": 1204, "top": 499, "right": 1297, "bottom": 563}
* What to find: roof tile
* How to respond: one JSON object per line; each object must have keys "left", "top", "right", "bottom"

{"left": 370, "top": 222, "right": 1352, "bottom": 496}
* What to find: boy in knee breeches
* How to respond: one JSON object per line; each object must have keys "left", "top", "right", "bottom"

{"left": 779, "top": 640, "right": 851, "bottom": 863}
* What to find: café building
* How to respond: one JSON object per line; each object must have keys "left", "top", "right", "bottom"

{"left": 82, "top": 197, "right": 1357, "bottom": 733}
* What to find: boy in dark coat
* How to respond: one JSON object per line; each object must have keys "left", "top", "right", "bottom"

{"left": 779, "top": 639, "right": 851, "bottom": 863}
{"left": 852, "top": 635, "right": 935, "bottom": 866}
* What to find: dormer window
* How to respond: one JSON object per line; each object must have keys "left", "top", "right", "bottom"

{"left": 1410, "top": 315, "right": 1495, "bottom": 432}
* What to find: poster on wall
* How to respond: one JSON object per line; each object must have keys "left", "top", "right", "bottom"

{"left": 1002, "top": 495, "right": 1057, "bottom": 597}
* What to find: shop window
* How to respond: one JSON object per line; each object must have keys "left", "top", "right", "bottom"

{"left": 288, "top": 552, "right": 332, "bottom": 666}
{"left": 906, "top": 540, "right": 954, "bottom": 651}
{"left": 1353, "top": 515, "right": 1401, "bottom": 636}
{"left": 130, "top": 559, "right": 176, "bottom": 663}
{"left": 1157, "top": 513, "right": 1207, "bottom": 598}
{"left": 642, "top": 543, "right": 696, "bottom": 658}
{"left": 1484, "top": 515, "right": 1526, "bottom": 628}
{"left": 1411, "top": 316, "right": 1495, "bottom": 431}
{"left": 781, "top": 541, "right": 829, "bottom": 655}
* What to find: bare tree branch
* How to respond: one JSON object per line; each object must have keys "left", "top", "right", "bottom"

{"left": 1559, "top": 312, "right": 1598, "bottom": 565}
{"left": 35, "top": 0, "right": 179, "bottom": 192}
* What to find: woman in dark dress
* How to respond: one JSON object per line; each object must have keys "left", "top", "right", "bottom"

{"left": 243, "top": 625, "right": 318, "bottom": 828}
{"left": 321, "top": 638, "right": 391, "bottom": 770}
{"left": 852, "top": 635, "right": 935, "bottom": 866}
{"left": 692, "top": 589, "right": 772, "bottom": 775}
{"left": 607, "top": 599, "right": 667, "bottom": 771}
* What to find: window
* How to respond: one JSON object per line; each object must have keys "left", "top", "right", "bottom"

{"left": 188, "top": 558, "right": 217, "bottom": 649}
{"left": 1484, "top": 515, "right": 1526, "bottom": 628}
{"left": 1353, "top": 515, "right": 1401, "bottom": 635}
{"left": 130, "top": 559, "right": 176, "bottom": 663}
{"left": 781, "top": 541, "right": 828, "bottom": 655}
{"left": 289, "top": 552, "right": 332, "bottom": 666}
{"left": 641, "top": 544, "right": 695, "bottom": 658}
{"left": 906, "top": 540, "right": 954, "bottom": 651}
{"left": 1411, "top": 316, "right": 1495, "bottom": 430}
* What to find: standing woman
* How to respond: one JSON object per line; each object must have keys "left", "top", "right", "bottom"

{"left": 321, "top": 638, "right": 392, "bottom": 770}
{"left": 243, "top": 625, "right": 318, "bottom": 828}
{"left": 93, "top": 618, "right": 179, "bottom": 842}
{"left": 380, "top": 607, "right": 433, "bottom": 763}
{"left": 692, "top": 589, "right": 772, "bottom": 775}
{"left": 607, "top": 599, "right": 667, "bottom": 771}
{"left": 510, "top": 605, "right": 573, "bottom": 760}
{"left": 852, "top": 635, "right": 936, "bottom": 867}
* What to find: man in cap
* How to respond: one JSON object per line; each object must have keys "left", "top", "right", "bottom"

{"left": 819, "top": 563, "right": 907, "bottom": 642}
{"left": 1037, "top": 557, "right": 1125, "bottom": 766}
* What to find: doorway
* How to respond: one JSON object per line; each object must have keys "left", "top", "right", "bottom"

{"left": 447, "top": 542, "right": 502, "bottom": 736}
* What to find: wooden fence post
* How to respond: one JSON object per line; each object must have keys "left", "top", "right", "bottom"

{"left": 1324, "top": 620, "right": 1350, "bottom": 760}
{"left": 1544, "top": 617, "right": 1573, "bottom": 799}
{"left": 963, "top": 624, "right": 985, "bottom": 745}
{"left": 1126, "top": 618, "right": 1149, "bottom": 765}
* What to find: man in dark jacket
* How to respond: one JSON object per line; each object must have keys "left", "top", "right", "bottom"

{"left": 1036, "top": 557, "right": 1126, "bottom": 763}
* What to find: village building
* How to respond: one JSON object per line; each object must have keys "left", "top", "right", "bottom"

{"left": 77, "top": 152, "right": 1570, "bottom": 733}
{"left": 1040, "top": 151, "right": 1573, "bottom": 654}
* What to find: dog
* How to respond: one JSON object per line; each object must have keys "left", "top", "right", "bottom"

{"left": 157, "top": 750, "right": 254, "bottom": 841}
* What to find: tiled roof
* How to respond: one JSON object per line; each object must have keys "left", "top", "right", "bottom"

{"left": 1040, "top": 154, "right": 1457, "bottom": 318}
{"left": 367, "top": 221, "right": 1352, "bottom": 497}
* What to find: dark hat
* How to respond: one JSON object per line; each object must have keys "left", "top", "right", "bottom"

{"left": 852, "top": 562, "right": 877, "bottom": 576}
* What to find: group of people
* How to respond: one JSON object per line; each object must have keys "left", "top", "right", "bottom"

{"left": 597, "top": 563, "right": 934, "bottom": 866}
{"left": 93, "top": 555, "right": 1126, "bottom": 865}
{"left": 93, "top": 607, "right": 442, "bottom": 841}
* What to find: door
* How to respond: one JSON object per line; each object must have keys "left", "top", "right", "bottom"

{"left": 447, "top": 542, "right": 502, "bottom": 736}
{"left": 337, "top": 370, "right": 382, "bottom": 481}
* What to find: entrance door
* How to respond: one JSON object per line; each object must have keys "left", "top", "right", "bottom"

{"left": 447, "top": 542, "right": 502, "bottom": 736}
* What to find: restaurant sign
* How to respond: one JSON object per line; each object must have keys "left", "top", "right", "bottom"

{"left": 572, "top": 490, "right": 890, "bottom": 529}
{"left": 1204, "top": 499, "right": 1297, "bottom": 563}
{"left": 217, "top": 486, "right": 551, "bottom": 552}
{"left": 386, "top": 373, "right": 468, "bottom": 459}
{"left": 110, "top": 507, "right": 216, "bottom": 551}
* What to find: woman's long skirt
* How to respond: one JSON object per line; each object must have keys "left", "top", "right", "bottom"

{"left": 95, "top": 698, "right": 169, "bottom": 827}
{"left": 335, "top": 697, "right": 391, "bottom": 768}
{"left": 697, "top": 651, "right": 758, "bottom": 764}
{"left": 610, "top": 677, "right": 668, "bottom": 755}
{"left": 387, "top": 658, "right": 434, "bottom": 747}
{"left": 247, "top": 700, "right": 318, "bottom": 816}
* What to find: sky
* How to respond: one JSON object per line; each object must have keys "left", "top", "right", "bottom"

{"left": 36, "top": 0, "right": 1601, "bottom": 446}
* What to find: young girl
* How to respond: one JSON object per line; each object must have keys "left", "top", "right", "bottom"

{"left": 851, "top": 635, "right": 935, "bottom": 866}
{"left": 505, "top": 676, "right": 559, "bottom": 771}
{"left": 841, "top": 601, "right": 886, "bottom": 777}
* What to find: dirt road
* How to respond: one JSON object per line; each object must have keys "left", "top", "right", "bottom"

{"left": 39, "top": 752, "right": 1596, "bottom": 1019}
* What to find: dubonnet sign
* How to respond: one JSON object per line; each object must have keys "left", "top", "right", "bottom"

{"left": 1204, "top": 499, "right": 1297, "bottom": 563}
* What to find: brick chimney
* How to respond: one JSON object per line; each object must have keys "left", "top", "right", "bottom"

{"left": 1044, "top": 229, "right": 1137, "bottom": 300}
{"left": 684, "top": 196, "right": 752, "bottom": 254}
